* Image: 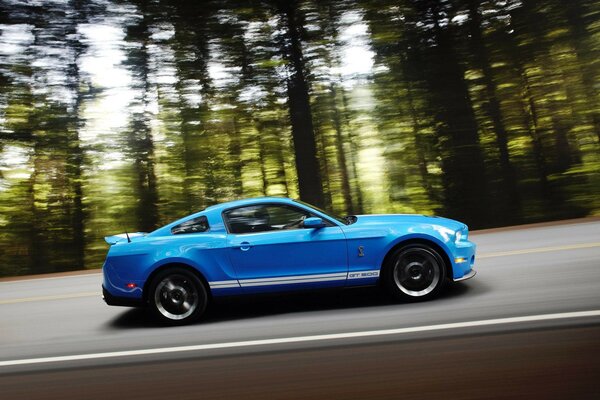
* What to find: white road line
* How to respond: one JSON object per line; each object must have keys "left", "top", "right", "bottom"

{"left": 1, "top": 310, "right": 598, "bottom": 368}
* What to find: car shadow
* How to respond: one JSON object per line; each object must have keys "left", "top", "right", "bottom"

{"left": 206, "top": 287, "right": 390, "bottom": 323}
{"left": 107, "top": 307, "right": 156, "bottom": 328}
{"left": 106, "top": 280, "right": 485, "bottom": 330}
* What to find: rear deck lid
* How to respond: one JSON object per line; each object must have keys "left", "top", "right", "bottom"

{"left": 104, "top": 232, "right": 147, "bottom": 245}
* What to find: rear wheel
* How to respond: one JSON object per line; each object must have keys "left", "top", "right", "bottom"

{"left": 384, "top": 244, "right": 446, "bottom": 301}
{"left": 148, "top": 268, "right": 208, "bottom": 325}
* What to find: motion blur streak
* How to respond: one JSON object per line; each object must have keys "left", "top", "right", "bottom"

{"left": 0, "top": 220, "right": 599, "bottom": 398}
{"left": 0, "top": 292, "right": 97, "bottom": 305}
{"left": 1, "top": 327, "right": 598, "bottom": 400}
{"left": 2, "top": 310, "right": 598, "bottom": 368}
{"left": 478, "top": 242, "right": 600, "bottom": 258}
{"left": 1, "top": 0, "right": 599, "bottom": 279}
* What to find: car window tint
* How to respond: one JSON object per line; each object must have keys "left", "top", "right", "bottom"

{"left": 225, "top": 204, "right": 315, "bottom": 234}
{"left": 225, "top": 205, "right": 272, "bottom": 234}
{"left": 267, "top": 205, "right": 309, "bottom": 228}
{"left": 171, "top": 216, "right": 209, "bottom": 235}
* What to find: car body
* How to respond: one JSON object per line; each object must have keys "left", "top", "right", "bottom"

{"left": 102, "top": 197, "right": 476, "bottom": 324}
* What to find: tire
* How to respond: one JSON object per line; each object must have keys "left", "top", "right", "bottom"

{"left": 148, "top": 267, "right": 208, "bottom": 325}
{"left": 383, "top": 244, "right": 447, "bottom": 301}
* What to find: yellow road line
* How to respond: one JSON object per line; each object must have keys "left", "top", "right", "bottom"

{"left": 1, "top": 242, "right": 599, "bottom": 305}
{"left": 478, "top": 242, "right": 600, "bottom": 259}
{"left": 0, "top": 273, "right": 101, "bottom": 284}
{"left": 0, "top": 291, "right": 97, "bottom": 305}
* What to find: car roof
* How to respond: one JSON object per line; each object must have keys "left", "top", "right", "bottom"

{"left": 203, "top": 196, "right": 294, "bottom": 212}
{"left": 147, "top": 197, "right": 298, "bottom": 237}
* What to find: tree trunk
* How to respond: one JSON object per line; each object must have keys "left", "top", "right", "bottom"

{"left": 467, "top": 0, "right": 521, "bottom": 221}
{"left": 330, "top": 84, "right": 353, "bottom": 215}
{"left": 519, "top": 68, "right": 552, "bottom": 200}
{"left": 277, "top": 0, "right": 324, "bottom": 208}
{"left": 418, "top": 4, "right": 490, "bottom": 227}
{"left": 125, "top": 4, "right": 160, "bottom": 231}
{"left": 228, "top": 116, "right": 244, "bottom": 198}
{"left": 403, "top": 70, "right": 435, "bottom": 203}
{"left": 65, "top": 1, "right": 86, "bottom": 270}
{"left": 340, "top": 89, "right": 364, "bottom": 214}
{"left": 564, "top": 0, "right": 600, "bottom": 144}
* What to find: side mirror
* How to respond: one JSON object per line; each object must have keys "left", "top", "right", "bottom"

{"left": 303, "top": 217, "right": 326, "bottom": 229}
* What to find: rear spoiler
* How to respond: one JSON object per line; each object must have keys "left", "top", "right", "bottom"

{"left": 104, "top": 232, "right": 147, "bottom": 245}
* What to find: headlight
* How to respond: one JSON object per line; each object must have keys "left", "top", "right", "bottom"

{"left": 455, "top": 226, "right": 468, "bottom": 242}
{"left": 437, "top": 226, "right": 467, "bottom": 243}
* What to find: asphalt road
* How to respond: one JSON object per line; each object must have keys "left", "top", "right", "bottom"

{"left": 1, "top": 219, "right": 599, "bottom": 398}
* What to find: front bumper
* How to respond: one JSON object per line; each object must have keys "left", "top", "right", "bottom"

{"left": 453, "top": 269, "right": 476, "bottom": 282}
{"left": 451, "top": 238, "right": 476, "bottom": 280}
{"left": 102, "top": 286, "right": 145, "bottom": 307}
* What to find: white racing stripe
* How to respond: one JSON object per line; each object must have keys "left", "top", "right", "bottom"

{"left": 234, "top": 271, "right": 379, "bottom": 288}
{"left": 1, "top": 309, "right": 598, "bottom": 368}
{"left": 238, "top": 272, "right": 347, "bottom": 284}
{"left": 208, "top": 280, "right": 240, "bottom": 289}
{"left": 241, "top": 276, "right": 345, "bottom": 287}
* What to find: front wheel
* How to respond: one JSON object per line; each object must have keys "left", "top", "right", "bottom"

{"left": 148, "top": 268, "right": 208, "bottom": 325}
{"left": 383, "top": 244, "right": 447, "bottom": 301}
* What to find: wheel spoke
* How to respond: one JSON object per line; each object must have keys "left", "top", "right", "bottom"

{"left": 393, "top": 248, "right": 442, "bottom": 297}
{"left": 154, "top": 273, "right": 202, "bottom": 322}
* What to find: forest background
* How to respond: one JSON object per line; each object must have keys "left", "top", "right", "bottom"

{"left": 0, "top": 0, "right": 598, "bottom": 276}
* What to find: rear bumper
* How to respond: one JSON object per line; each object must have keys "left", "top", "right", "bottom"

{"left": 102, "top": 286, "right": 145, "bottom": 307}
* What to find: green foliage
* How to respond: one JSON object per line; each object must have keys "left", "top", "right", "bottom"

{"left": 0, "top": 0, "right": 599, "bottom": 276}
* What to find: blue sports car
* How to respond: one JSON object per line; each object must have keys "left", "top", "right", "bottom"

{"left": 102, "top": 197, "right": 476, "bottom": 324}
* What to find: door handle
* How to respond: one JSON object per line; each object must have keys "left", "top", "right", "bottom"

{"left": 238, "top": 241, "right": 251, "bottom": 251}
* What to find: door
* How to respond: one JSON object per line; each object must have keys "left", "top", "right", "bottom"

{"left": 224, "top": 203, "right": 348, "bottom": 291}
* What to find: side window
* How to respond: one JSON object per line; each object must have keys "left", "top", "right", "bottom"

{"left": 171, "top": 216, "right": 209, "bottom": 235}
{"left": 224, "top": 204, "right": 326, "bottom": 234}
{"left": 225, "top": 205, "right": 273, "bottom": 234}
{"left": 267, "top": 206, "right": 308, "bottom": 229}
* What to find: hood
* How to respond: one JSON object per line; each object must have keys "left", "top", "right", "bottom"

{"left": 351, "top": 214, "right": 466, "bottom": 231}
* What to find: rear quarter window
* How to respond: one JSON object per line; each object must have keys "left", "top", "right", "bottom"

{"left": 171, "top": 216, "right": 209, "bottom": 235}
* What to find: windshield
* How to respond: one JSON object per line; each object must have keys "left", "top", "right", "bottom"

{"left": 293, "top": 199, "right": 354, "bottom": 225}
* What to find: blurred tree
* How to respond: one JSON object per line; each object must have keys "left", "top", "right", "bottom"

{"left": 0, "top": 0, "right": 599, "bottom": 276}
{"left": 123, "top": 0, "right": 160, "bottom": 231}
{"left": 564, "top": 0, "right": 600, "bottom": 144}
{"left": 274, "top": 0, "right": 325, "bottom": 208}
{"left": 464, "top": 0, "right": 521, "bottom": 222}
{"left": 363, "top": 0, "right": 443, "bottom": 216}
